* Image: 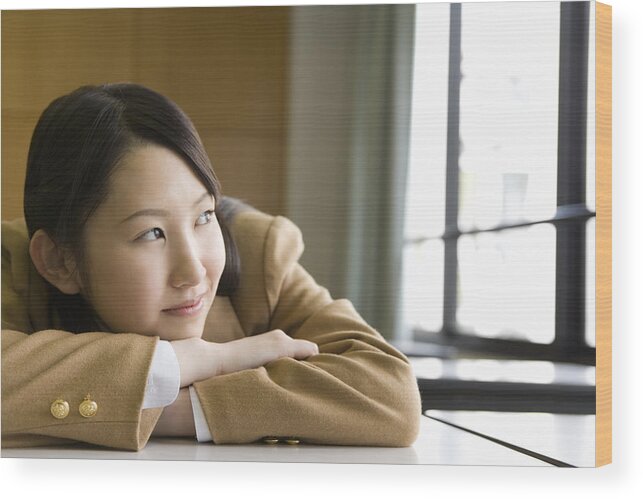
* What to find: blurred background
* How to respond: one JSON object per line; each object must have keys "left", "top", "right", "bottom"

{"left": 2, "top": 2, "right": 598, "bottom": 430}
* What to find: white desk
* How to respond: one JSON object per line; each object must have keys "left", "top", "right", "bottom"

{"left": 425, "top": 410, "right": 595, "bottom": 467}
{"left": 2, "top": 415, "right": 550, "bottom": 466}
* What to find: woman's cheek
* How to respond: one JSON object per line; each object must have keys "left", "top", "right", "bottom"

{"left": 118, "top": 255, "right": 165, "bottom": 305}
{"left": 87, "top": 248, "right": 165, "bottom": 332}
{"left": 207, "top": 229, "right": 226, "bottom": 285}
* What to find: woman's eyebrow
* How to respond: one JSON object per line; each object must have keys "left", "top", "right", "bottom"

{"left": 119, "top": 208, "right": 169, "bottom": 224}
{"left": 119, "top": 192, "right": 212, "bottom": 225}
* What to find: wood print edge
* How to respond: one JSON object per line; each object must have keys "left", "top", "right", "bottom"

{"left": 595, "top": 0, "right": 612, "bottom": 467}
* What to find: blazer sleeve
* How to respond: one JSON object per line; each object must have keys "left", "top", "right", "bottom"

{"left": 192, "top": 215, "right": 421, "bottom": 446}
{"left": 2, "top": 329, "right": 163, "bottom": 450}
{"left": 1, "top": 219, "right": 163, "bottom": 451}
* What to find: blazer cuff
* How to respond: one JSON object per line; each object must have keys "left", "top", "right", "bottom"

{"left": 189, "top": 385, "right": 213, "bottom": 442}
{"left": 142, "top": 340, "right": 180, "bottom": 409}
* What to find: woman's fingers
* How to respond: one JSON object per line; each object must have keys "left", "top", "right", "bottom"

{"left": 170, "top": 330, "right": 320, "bottom": 383}
{"left": 260, "top": 329, "right": 319, "bottom": 359}
{"left": 288, "top": 337, "right": 319, "bottom": 359}
{"left": 217, "top": 329, "right": 319, "bottom": 376}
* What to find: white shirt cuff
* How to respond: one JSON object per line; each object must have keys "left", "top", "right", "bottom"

{"left": 142, "top": 340, "right": 180, "bottom": 409}
{"left": 189, "top": 385, "right": 213, "bottom": 443}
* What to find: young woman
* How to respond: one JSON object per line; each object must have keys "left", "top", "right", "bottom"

{"left": 1, "top": 83, "right": 421, "bottom": 450}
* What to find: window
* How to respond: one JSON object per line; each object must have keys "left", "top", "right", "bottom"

{"left": 402, "top": 2, "right": 595, "bottom": 365}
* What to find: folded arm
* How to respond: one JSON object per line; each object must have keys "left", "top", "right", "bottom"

{"left": 2, "top": 328, "right": 163, "bottom": 450}
{"left": 191, "top": 216, "right": 421, "bottom": 446}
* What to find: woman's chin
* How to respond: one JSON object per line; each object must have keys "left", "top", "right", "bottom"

{"left": 156, "top": 326, "right": 205, "bottom": 341}
{"left": 110, "top": 316, "right": 207, "bottom": 341}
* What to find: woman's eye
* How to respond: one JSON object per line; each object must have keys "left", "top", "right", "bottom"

{"left": 196, "top": 209, "right": 215, "bottom": 226}
{"left": 138, "top": 227, "right": 165, "bottom": 241}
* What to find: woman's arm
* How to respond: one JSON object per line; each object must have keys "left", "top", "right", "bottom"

{"left": 1, "top": 328, "right": 163, "bottom": 450}
{"left": 190, "top": 214, "right": 422, "bottom": 447}
{"left": 170, "top": 332, "right": 318, "bottom": 388}
{"left": 152, "top": 332, "right": 318, "bottom": 439}
{"left": 156, "top": 331, "right": 320, "bottom": 438}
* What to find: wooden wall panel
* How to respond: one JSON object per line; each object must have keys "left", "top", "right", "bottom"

{"left": 595, "top": 1, "right": 612, "bottom": 467}
{"left": 1, "top": 7, "right": 290, "bottom": 221}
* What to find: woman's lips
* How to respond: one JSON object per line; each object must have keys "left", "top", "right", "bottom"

{"left": 163, "top": 295, "right": 205, "bottom": 317}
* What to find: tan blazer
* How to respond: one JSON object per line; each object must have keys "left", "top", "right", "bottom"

{"left": 1, "top": 210, "right": 421, "bottom": 450}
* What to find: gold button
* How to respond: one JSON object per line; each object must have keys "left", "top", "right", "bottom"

{"left": 262, "top": 437, "right": 279, "bottom": 444}
{"left": 78, "top": 394, "right": 98, "bottom": 418}
{"left": 285, "top": 438, "right": 300, "bottom": 445}
{"left": 50, "top": 399, "right": 69, "bottom": 419}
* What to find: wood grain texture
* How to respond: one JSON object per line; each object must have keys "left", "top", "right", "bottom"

{"left": 1, "top": 7, "right": 289, "bottom": 220}
{"left": 595, "top": 0, "right": 612, "bottom": 467}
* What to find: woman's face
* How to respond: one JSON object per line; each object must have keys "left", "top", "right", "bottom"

{"left": 77, "top": 143, "right": 225, "bottom": 340}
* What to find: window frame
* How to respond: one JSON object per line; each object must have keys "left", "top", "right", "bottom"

{"left": 410, "top": 2, "right": 596, "bottom": 366}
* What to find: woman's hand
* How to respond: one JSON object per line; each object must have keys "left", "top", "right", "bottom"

{"left": 215, "top": 329, "right": 319, "bottom": 377}
{"left": 170, "top": 330, "right": 318, "bottom": 387}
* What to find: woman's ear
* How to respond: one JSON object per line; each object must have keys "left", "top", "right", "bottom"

{"left": 29, "top": 229, "right": 82, "bottom": 295}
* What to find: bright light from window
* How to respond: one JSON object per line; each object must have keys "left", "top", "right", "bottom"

{"left": 404, "top": 2, "right": 449, "bottom": 241}
{"left": 459, "top": 2, "right": 560, "bottom": 231}
{"left": 402, "top": 240, "right": 445, "bottom": 335}
{"left": 457, "top": 224, "right": 556, "bottom": 344}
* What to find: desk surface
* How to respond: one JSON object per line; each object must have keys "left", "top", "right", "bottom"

{"left": 426, "top": 410, "right": 595, "bottom": 467}
{"left": 2, "top": 415, "right": 550, "bottom": 466}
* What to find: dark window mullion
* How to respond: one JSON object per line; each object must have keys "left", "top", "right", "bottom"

{"left": 413, "top": 328, "right": 596, "bottom": 365}
{"left": 405, "top": 206, "right": 595, "bottom": 245}
{"left": 443, "top": 2, "right": 461, "bottom": 338}
{"left": 555, "top": 1, "right": 590, "bottom": 357}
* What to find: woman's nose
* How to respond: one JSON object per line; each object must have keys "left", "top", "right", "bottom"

{"left": 169, "top": 240, "right": 207, "bottom": 288}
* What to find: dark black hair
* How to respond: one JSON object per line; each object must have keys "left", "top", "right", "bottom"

{"left": 24, "top": 83, "right": 240, "bottom": 332}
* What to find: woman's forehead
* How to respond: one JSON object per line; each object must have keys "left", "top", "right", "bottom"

{"left": 99, "top": 144, "right": 212, "bottom": 217}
